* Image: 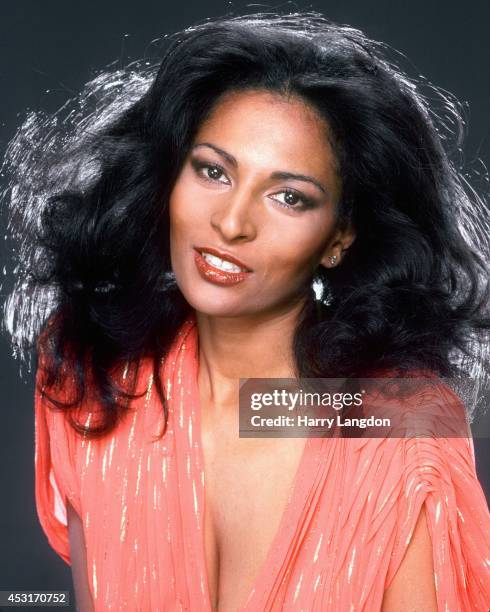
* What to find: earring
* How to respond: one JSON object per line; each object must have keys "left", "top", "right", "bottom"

{"left": 329, "top": 255, "right": 337, "bottom": 266}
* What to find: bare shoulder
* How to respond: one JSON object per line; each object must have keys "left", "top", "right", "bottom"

{"left": 381, "top": 504, "right": 438, "bottom": 611}
{"left": 66, "top": 500, "right": 94, "bottom": 612}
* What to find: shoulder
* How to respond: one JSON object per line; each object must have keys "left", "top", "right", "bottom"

{"left": 381, "top": 504, "right": 438, "bottom": 611}
{"left": 380, "top": 431, "right": 490, "bottom": 609}
{"left": 360, "top": 368, "right": 470, "bottom": 439}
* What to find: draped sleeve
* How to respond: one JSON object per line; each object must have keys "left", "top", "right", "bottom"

{"left": 383, "top": 384, "right": 490, "bottom": 610}
{"left": 34, "top": 362, "right": 83, "bottom": 566}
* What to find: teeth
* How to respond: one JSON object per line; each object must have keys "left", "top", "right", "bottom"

{"left": 201, "top": 252, "right": 246, "bottom": 273}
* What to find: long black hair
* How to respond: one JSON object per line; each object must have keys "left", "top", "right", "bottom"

{"left": 2, "top": 12, "right": 489, "bottom": 437}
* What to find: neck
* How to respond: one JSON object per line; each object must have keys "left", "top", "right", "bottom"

{"left": 195, "top": 298, "right": 308, "bottom": 413}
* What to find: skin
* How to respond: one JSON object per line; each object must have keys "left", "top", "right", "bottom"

{"left": 67, "top": 89, "right": 437, "bottom": 610}
{"left": 169, "top": 89, "right": 355, "bottom": 407}
{"left": 67, "top": 498, "right": 438, "bottom": 610}
{"left": 67, "top": 500, "right": 94, "bottom": 612}
{"left": 381, "top": 504, "right": 438, "bottom": 611}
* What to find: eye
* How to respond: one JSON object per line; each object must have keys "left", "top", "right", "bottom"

{"left": 192, "top": 160, "right": 230, "bottom": 185}
{"left": 269, "top": 189, "right": 313, "bottom": 210}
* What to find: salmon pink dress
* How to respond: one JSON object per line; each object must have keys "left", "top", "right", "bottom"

{"left": 34, "top": 311, "right": 490, "bottom": 610}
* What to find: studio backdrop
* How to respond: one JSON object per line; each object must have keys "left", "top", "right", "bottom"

{"left": 0, "top": 0, "right": 488, "bottom": 607}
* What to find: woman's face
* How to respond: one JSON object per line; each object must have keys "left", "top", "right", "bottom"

{"left": 169, "top": 89, "right": 354, "bottom": 318}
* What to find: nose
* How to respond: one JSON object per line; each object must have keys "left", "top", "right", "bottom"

{"left": 210, "top": 186, "right": 257, "bottom": 242}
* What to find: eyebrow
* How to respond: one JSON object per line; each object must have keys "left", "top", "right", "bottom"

{"left": 192, "top": 142, "right": 328, "bottom": 195}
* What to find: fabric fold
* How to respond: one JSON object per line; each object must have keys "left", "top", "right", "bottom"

{"left": 33, "top": 313, "right": 490, "bottom": 610}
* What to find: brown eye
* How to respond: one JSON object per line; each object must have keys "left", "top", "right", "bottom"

{"left": 269, "top": 189, "right": 312, "bottom": 210}
{"left": 283, "top": 191, "right": 300, "bottom": 205}
{"left": 191, "top": 159, "right": 230, "bottom": 185}
{"left": 205, "top": 166, "right": 225, "bottom": 181}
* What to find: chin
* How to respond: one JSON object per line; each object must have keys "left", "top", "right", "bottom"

{"left": 174, "top": 281, "right": 240, "bottom": 312}
{"left": 188, "top": 297, "right": 252, "bottom": 318}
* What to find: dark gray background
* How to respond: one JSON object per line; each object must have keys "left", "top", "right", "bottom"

{"left": 1, "top": 0, "right": 488, "bottom": 607}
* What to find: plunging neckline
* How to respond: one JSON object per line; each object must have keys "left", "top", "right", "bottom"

{"left": 192, "top": 357, "right": 318, "bottom": 612}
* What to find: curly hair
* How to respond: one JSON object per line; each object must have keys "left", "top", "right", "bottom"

{"left": 2, "top": 11, "right": 489, "bottom": 438}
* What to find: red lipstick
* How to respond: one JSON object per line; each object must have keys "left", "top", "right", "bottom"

{"left": 193, "top": 248, "right": 252, "bottom": 286}
{"left": 194, "top": 246, "right": 252, "bottom": 271}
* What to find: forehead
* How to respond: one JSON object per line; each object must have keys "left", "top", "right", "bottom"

{"left": 193, "top": 89, "right": 340, "bottom": 179}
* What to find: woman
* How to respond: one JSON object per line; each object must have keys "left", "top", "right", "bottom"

{"left": 3, "top": 11, "right": 490, "bottom": 611}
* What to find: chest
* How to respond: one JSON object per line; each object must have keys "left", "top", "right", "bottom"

{"left": 199, "top": 408, "right": 307, "bottom": 612}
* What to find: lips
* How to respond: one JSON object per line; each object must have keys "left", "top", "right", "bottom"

{"left": 194, "top": 247, "right": 252, "bottom": 286}
{"left": 194, "top": 246, "right": 253, "bottom": 272}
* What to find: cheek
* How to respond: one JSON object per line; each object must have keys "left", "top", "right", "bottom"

{"left": 169, "top": 193, "right": 190, "bottom": 262}
{"left": 270, "top": 224, "right": 330, "bottom": 274}
{"left": 169, "top": 190, "right": 190, "bottom": 239}
{"left": 170, "top": 180, "right": 208, "bottom": 232}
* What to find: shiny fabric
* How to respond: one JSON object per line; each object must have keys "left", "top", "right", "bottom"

{"left": 34, "top": 311, "right": 490, "bottom": 610}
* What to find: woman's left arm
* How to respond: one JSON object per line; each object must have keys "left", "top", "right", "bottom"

{"left": 67, "top": 500, "right": 94, "bottom": 612}
{"left": 381, "top": 504, "right": 438, "bottom": 611}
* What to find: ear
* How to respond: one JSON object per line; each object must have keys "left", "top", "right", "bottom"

{"left": 319, "top": 223, "right": 356, "bottom": 269}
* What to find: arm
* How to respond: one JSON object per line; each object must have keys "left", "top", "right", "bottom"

{"left": 381, "top": 504, "right": 438, "bottom": 611}
{"left": 66, "top": 500, "right": 95, "bottom": 612}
